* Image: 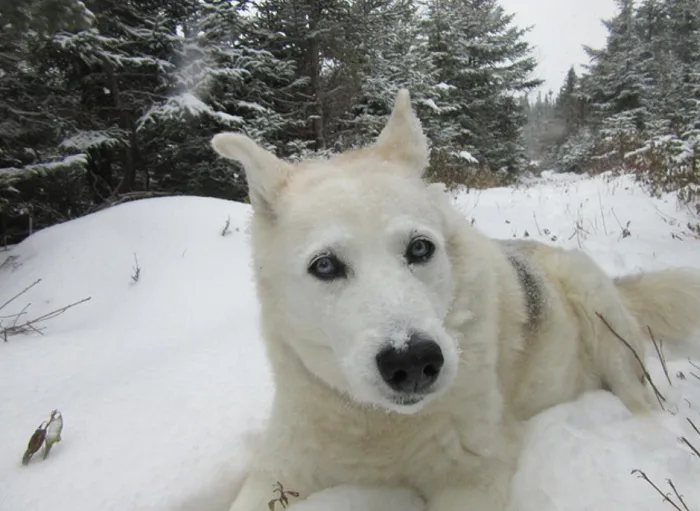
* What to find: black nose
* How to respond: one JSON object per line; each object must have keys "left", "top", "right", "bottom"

{"left": 375, "top": 334, "right": 444, "bottom": 393}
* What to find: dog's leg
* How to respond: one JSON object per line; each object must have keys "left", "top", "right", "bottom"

{"left": 592, "top": 299, "right": 657, "bottom": 415}
{"left": 427, "top": 478, "right": 512, "bottom": 511}
{"left": 286, "top": 485, "right": 426, "bottom": 511}
{"left": 428, "top": 488, "right": 508, "bottom": 511}
{"left": 563, "top": 249, "right": 657, "bottom": 416}
{"left": 426, "top": 458, "right": 515, "bottom": 511}
{"left": 599, "top": 337, "right": 658, "bottom": 416}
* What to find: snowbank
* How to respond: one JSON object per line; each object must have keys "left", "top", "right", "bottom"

{"left": 1, "top": 172, "right": 699, "bottom": 511}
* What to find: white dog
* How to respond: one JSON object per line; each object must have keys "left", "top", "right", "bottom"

{"left": 211, "top": 90, "right": 700, "bottom": 511}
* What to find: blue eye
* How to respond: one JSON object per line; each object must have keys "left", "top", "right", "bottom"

{"left": 308, "top": 254, "right": 346, "bottom": 281}
{"left": 406, "top": 238, "right": 435, "bottom": 264}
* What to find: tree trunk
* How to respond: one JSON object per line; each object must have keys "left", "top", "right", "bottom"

{"left": 106, "top": 64, "right": 137, "bottom": 194}
{"left": 308, "top": 0, "right": 325, "bottom": 150}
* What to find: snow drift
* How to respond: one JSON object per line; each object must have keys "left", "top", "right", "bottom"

{"left": 1, "top": 172, "right": 699, "bottom": 511}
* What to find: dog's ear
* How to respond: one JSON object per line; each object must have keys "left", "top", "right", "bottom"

{"left": 211, "top": 133, "right": 291, "bottom": 217}
{"left": 373, "top": 89, "right": 430, "bottom": 177}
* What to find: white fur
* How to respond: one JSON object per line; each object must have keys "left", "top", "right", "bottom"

{"left": 211, "top": 89, "right": 700, "bottom": 511}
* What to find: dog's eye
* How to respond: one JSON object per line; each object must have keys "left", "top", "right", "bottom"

{"left": 406, "top": 238, "right": 435, "bottom": 264}
{"left": 308, "top": 254, "right": 346, "bottom": 281}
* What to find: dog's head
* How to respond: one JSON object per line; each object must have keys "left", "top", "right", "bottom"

{"left": 212, "top": 90, "right": 461, "bottom": 414}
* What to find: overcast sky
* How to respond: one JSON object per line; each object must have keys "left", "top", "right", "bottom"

{"left": 499, "top": 0, "right": 619, "bottom": 95}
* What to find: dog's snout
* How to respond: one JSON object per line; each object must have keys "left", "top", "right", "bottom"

{"left": 376, "top": 335, "right": 444, "bottom": 393}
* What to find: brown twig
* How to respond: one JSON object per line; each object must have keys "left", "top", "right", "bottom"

{"left": 687, "top": 418, "right": 700, "bottom": 437}
{"left": 648, "top": 327, "right": 672, "bottom": 386}
{"left": 596, "top": 312, "right": 666, "bottom": 408}
{"left": 631, "top": 470, "right": 684, "bottom": 511}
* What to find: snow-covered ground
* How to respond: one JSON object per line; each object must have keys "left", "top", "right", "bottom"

{"left": 1, "top": 171, "right": 699, "bottom": 511}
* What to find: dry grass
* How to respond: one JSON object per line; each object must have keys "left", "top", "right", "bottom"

{"left": 426, "top": 150, "right": 514, "bottom": 191}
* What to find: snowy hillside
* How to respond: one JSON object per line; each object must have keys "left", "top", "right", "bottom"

{"left": 1, "top": 172, "right": 700, "bottom": 511}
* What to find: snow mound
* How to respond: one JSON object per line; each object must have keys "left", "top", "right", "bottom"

{"left": 0, "top": 197, "right": 272, "bottom": 511}
{"left": 1, "top": 172, "right": 700, "bottom": 511}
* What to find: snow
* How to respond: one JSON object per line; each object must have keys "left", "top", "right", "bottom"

{"left": 61, "top": 130, "right": 122, "bottom": 151}
{"left": 1, "top": 171, "right": 700, "bottom": 511}
{"left": 454, "top": 150, "right": 479, "bottom": 165}
{"left": 237, "top": 100, "right": 269, "bottom": 113}
{"left": 434, "top": 82, "right": 456, "bottom": 91}
{"left": 1, "top": 154, "right": 88, "bottom": 180}
{"left": 417, "top": 98, "right": 440, "bottom": 112}
{"left": 138, "top": 92, "right": 244, "bottom": 129}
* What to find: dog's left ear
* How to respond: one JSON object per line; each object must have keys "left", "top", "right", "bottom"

{"left": 373, "top": 89, "right": 430, "bottom": 177}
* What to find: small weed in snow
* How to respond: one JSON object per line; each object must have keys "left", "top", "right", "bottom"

{"left": 222, "top": 216, "right": 232, "bottom": 237}
{"left": 626, "top": 328, "right": 700, "bottom": 511}
{"left": 131, "top": 254, "right": 141, "bottom": 284}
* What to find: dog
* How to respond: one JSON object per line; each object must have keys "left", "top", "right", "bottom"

{"left": 211, "top": 89, "right": 700, "bottom": 511}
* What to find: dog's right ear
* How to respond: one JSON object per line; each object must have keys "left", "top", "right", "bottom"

{"left": 211, "top": 133, "right": 291, "bottom": 217}
{"left": 372, "top": 89, "right": 430, "bottom": 177}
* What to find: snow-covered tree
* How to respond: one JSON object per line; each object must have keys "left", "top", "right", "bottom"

{"left": 48, "top": 0, "right": 193, "bottom": 198}
{"left": 0, "top": 0, "right": 96, "bottom": 238}
{"left": 547, "top": 0, "right": 699, "bottom": 205}
{"left": 1, "top": 0, "right": 547, "bottom": 244}
{"left": 423, "top": 0, "right": 541, "bottom": 175}
{"left": 137, "top": 0, "right": 302, "bottom": 199}
{"left": 339, "top": 1, "right": 444, "bottom": 149}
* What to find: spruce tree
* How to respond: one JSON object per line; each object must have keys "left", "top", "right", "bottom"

{"left": 423, "top": 0, "right": 541, "bottom": 174}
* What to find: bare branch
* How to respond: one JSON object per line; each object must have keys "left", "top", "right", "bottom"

{"left": 687, "top": 418, "right": 700, "bottom": 438}
{"left": 667, "top": 479, "right": 690, "bottom": 511}
{"left": 648, "top": 326, "right": 672, "bottom": 386}
{"left": 596, "top": 312, "right": 666, "bottom": 408}
{"left": 0, "top": 278, "right": 42, "bottom": 313}
{"left": 631, "top": 470, "right": 683, "bottom": 511}
{"left": 1, "top": 297, "right": 92, "bottom": 339}
{"left": 680, "top": 436, "right": 700, "bottom": 459}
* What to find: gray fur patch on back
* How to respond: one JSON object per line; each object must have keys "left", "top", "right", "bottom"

{"left": 497, "top": 240, "right": 545, "bottom": 329}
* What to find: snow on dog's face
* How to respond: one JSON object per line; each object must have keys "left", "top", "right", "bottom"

{"left": 212, "top": 90, "right": 459, "bottom": 414}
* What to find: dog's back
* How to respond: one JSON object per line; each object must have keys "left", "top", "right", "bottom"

{"left": 495, "top": 238, "right": 700, "bottom": 419}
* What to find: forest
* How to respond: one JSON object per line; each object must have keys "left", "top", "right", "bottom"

{"left": 524, "top": 0, "right": 700, "bottom": 209}
{"left": 1, "top": 0, "right": 698, "bottom": 245}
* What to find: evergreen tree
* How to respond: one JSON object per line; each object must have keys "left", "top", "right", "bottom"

{"left": 1, "top": 0, "right": 548, "bottom": 244}
{"left": 424, "top": 0, "right": 541, "bottom": 174}
{"left": 46, "top": 0, "right": 194, "bottom": 200}
{"left": 582, "top": 0, "right": 653, "bottom": 168}
{"left": 0, "top": 0, "right": 95, "bottom": 237}
{"left": 546, "top": 0, "right": 699, "bottom": 204}
{"left": 137, "top": 0, "right": 302, "bottom": 199}
{"left": 340, "top": 0, "right": 443, "bottom": 149}
{"left": 248, "top": 0, "right": 355, "bottom": 152}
